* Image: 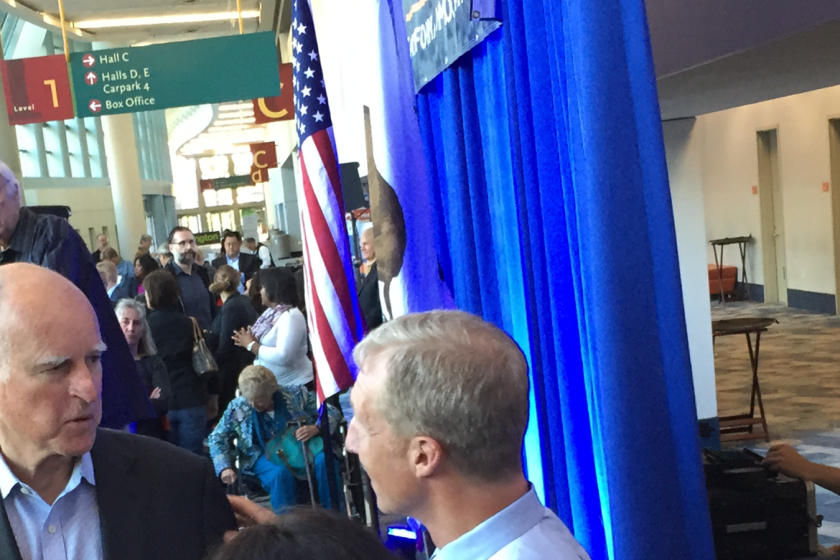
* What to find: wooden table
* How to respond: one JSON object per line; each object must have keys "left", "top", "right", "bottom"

{"left": 713, "top": 317, "right": 777, "bottom": 443}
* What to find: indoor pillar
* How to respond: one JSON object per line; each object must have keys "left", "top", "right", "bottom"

{"left": 102, "top": 113, "right": 146, "bottom": 261}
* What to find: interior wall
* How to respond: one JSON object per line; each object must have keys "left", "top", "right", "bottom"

{"left": 699, "top": 84, "right": 840, "bottom": 303}
{"left": 663, "top": 119, "right": 718, "bottom": 422}
{"left": 23, "top": 182, "right": 116, "bottom": 252}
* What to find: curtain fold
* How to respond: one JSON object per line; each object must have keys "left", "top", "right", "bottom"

{"left": 415, "top": 0, "right": 715, "bottom": 559}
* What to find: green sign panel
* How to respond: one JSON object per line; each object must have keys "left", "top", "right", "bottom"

{"left": 195, "top": 232, "right": 221, "bottom": 245}
{"left": 212, "top": 175, "right": 254, "bottom": 190}
{"left": 70, "top": 32, "right": 280, "bottom": 118}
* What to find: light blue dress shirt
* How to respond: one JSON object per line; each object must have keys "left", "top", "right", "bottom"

{"left": 0, "top": 453, "right": 103, "bottom": 560}
{"left": 226, "top": 255, "right": 246, "bottom": 294}
{"left": 431, "top": 488, "right": 591, "bottom": 560}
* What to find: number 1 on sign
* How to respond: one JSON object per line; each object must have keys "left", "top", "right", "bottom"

{"left": 43, "top": 79, "right": 59, "bottom": 108}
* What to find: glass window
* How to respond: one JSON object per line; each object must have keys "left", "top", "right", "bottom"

{"left": 178, "top": 214, "right": 201, "bottom": 233}
{"left": 172, "top": 157, "right": 199, "bottom": 210}
{"left": 206, "top": 211, "right": 236, "bottom": 234}
{"left": 204, "top": 188, "right": 234, "bottom": 207}
{"left": 199, "top": 155, "right": 231, "bottom": 180}
{"left": 236, "top": 186, "right": 265, "bottom": 204}
{"left": 43, "top": 122, "right": 64, "bottom": 177}
{"left": 231, "top": 151, "right": 253, "bottom": 176}
{"left": 15, "top": 125, "right": 39, "bottom": 177}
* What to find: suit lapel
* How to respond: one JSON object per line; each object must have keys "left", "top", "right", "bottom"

{"left": 0, "top": 500, "right": 22, "bottom": 560}
{"left": 91, "top": 430, "right": 146, "bottom": 560}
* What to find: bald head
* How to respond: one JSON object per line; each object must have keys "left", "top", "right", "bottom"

{"left": 0, "top": 264, "right": 100, "bottom": 372}
{"left": 0, "top": 264, "right": 105, "bottom": 463}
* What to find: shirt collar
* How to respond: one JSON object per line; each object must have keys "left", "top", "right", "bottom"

{"left": 0, "top": 452, "right": 96, "bottom": 500}
{"left": 172, "top": 262, "right": 193, "bottom": 276}
{"left": 432, "top": 487, "right": 547, "bottom": 560}
{"left": 226, "top": 254, "right": 240, "bottom": 264}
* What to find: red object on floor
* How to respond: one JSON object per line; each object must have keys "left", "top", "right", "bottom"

{"left": 709, "top": 265, "right": 737, "bottom": 296}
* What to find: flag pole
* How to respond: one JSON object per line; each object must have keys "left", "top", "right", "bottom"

{"left": 57, "top": 0, "right": 70, "bottom": 62}
{"left": 318, "top": 393, "right": 342, "bottom": 512}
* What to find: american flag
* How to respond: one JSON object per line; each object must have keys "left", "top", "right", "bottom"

{"left": 292, "top": 0, "right": 363, "bottom": 402}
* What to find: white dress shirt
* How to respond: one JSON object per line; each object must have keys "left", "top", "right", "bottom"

{"left": 0, "top": 452, "right": 102, "bottom": 560}
{"left": 226, "top": 254, "right": 246, "bottom": 294}
{"left": 432, "top": 488, "right": 590, "bottom": 560}
{"left": 257, "top": 245, "right": 272, "bottom": 269}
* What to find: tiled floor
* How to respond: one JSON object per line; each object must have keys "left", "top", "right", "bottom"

{"left": 711, "top": 301, "right": 840, "bottom": 548}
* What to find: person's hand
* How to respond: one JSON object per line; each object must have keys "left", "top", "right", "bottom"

{"left": 220, "top": 468, "right": 238, "bottom": 485}
{"left": 227, "top": 495, "right": 278, "bottom": 528}
{"left": 295, "top": 425, "right": 320, "bottom": 442}
{"left": 763, "top": 444, "right": 816, "bottom": 480}
{"left": 232, "top": 327, "right": 257, "bottom": 348}
{"left": 149, "top": 387, "right": 162, "bottom": 400}
{"left": 207, "top": 395, "right": 219, "bottom": 420}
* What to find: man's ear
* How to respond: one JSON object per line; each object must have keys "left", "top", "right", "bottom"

{"left": 408, "top": 436, "right": 444, "bottom": 479}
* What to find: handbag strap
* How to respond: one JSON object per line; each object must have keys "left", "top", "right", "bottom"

{"left": 190, "top": 317, "right": 203, "bottom": 341}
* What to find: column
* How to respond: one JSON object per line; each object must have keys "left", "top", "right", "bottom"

{"left": 0, "top": 37, "right": 24, "bottom": 201}
{"left": 102, "top": 113, "right": 146, "bottom": 261}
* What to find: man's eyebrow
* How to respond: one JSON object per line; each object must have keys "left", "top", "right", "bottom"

{"left": 35, "top": 355, "right": 69, "bottom": 369}
{"left": 90, "top": 342, "right": 108, "bottom": 354}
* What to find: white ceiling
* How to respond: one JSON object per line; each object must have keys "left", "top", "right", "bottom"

{"left": 657, "top": 16, "right": 840, "bottom": 120}
{"left": 2, "top": 0, "right": 285, "bottom": 44}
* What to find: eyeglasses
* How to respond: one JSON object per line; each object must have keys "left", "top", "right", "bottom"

{"left": 173, "top": 239, "right": 196, "bottom": 247}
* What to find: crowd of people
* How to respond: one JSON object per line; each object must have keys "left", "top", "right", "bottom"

{"left": 0, "top": 160, "right": 594, "bottom": 560}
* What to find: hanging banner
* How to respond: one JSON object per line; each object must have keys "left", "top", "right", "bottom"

{"left": 200, "top": 175, "right": 255, "bottom": 190}
{"left": 403, "top": 0, "right": 501, "bottom": 92}
{"left": 250, "top": 141, "right": 278, "bottom": 169}
{"left": 70, "top": 32, "right": 280, "bottom": 118}
{"left": 1, "top": 55, "right": 75, "bottom": 125}
{"left": 253, "top": 63, "right": 295, "bottom": 124}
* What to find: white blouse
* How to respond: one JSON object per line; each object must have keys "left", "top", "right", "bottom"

{"left": 254, "top": 308, "right": 313, "bottom": 387}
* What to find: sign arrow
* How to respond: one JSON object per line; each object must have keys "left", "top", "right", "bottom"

{"left": 84, "top": 71, "right": 98, "bottom": 85}
{"left": 88, "top": 99, "right": 102, "bottom": 113}
{"left": 82, "top": 54, "right": 96, "bottom": 68}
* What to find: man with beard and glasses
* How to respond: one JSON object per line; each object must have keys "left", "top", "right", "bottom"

{"left": 164, "top": 227, "right": 215, "bottom": 330}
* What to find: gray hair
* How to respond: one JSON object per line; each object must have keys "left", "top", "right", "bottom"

{"left": 140, "top": 234, "right": 153, "bottom": 243}
{"left": 0, "top": 161, "right": 20, "bottom": 202}
{"left": 238, "top": 365, "right": 280, "bottom": 401}
{"left": 353, "top": 310, "right": 530, "bottom": 482}
{"left": 114, "top": 299, "right": 157, "bottom": 357}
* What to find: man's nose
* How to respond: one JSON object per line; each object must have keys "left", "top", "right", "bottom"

{"left": 70, "top": 364, "right": 99, "bottom": 404}
{"left": 345, "top": 420, "right": 359, "bottom": 453}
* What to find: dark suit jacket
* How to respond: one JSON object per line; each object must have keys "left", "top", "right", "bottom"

{"left": 211, "top": 253, "right": 261, "bottom": 284}
{"left": 0, "top": 429, "right": 236, "bottom": 560}
{"left": 358, "top": 262, "right": 383, "bottom": 332}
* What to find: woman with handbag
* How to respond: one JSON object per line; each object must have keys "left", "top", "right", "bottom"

{"left": 208, "top": 366, "right": 342, "bottom": 512}
{"left": 232, "top": 268, "right": 313, "bottom": 391}
{"left": 208, "top": 265, "right": 258, "bottom": 414}
{"left": 144, "top": 270, "right": 220, "bottom": 455}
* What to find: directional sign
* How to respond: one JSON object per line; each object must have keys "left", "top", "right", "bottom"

{"left": 1, "top": 54, "right": 75, "bottom": 125}
{"left": 70, "top": 32, "right": 281, "bottom": 118}
{"left": 195, "top": 232, "right": 221, "bottom": 245}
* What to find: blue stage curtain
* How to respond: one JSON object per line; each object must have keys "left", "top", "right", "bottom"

{"left": 416, "top": 0, "right": 715, "bottom": 559}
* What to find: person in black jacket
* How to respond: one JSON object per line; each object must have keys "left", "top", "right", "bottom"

{"left": 212, "top": 230, "right": 262, "bottom": 293}
{"left": 357, "top": 228, "right": 383, "bottom": 332}
{"left": 143, "top": 270, "right": 219, "bottom": 455}
{"left": 208, "top": 265, "right": 258, "bottom": 415}
{"left": 165, "top": 226, "right": 216, "bottom": 330}
{"left": 116, "top": 298, "right": 171, "bottom": 440}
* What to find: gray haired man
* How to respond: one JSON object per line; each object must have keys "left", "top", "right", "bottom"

{"left": 345, "top": 311, "right": 591, "bottom": 560}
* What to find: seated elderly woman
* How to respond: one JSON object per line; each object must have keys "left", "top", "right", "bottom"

{"left": 209, "top": 366, "right": 342, "bottom": 512}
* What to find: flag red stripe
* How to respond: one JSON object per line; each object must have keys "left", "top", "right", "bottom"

{"left": 312, "top": 131, "right": 345, "bottom": 214}
{"left": 302, "top": 231, "right": 355, "bottom": 397}
{"left": 300, "top": 146, "right": 359, "bottom": 336}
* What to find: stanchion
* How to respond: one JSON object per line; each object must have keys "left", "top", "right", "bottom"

{"left": 319, "top": 401, "right": 341, "bottom": 512}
